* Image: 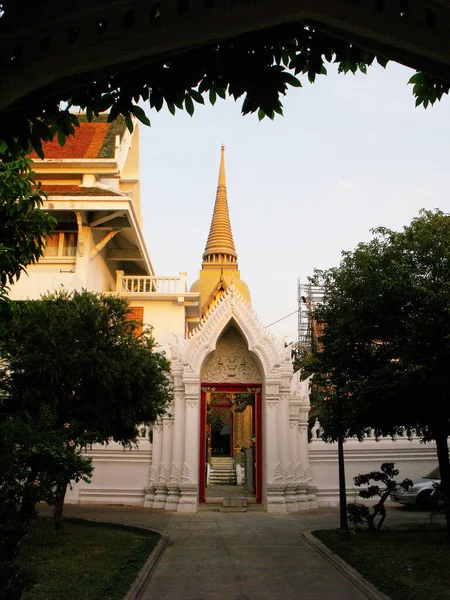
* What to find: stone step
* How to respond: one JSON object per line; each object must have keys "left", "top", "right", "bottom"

{"left": 219, "top": 497, "right": 248, "bottom": 512}
{"left": 210, "top": 465, "right": 235, "bottom": 470}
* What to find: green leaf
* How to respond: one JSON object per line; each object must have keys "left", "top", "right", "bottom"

{"left": 257, "top": 108, "right": 266, "bottom": 121}
{"left": 166, "top": 102, "right": 176, "bottom": 116}
{"left": 287, "top": 75, "right": 302, "bottom": 88}
{"left": 216, "top": 86, "right": 227, "bottom": 100}
{"left": 124, "top": 113, "right": 134, "bottom": 133}
{"left": 130, "top": 105, "right": 151, "bottom": 127}
{"left": 189, "top": 89, "right": 205, "bottom": 105}
{"left": 184, "top": 95, "right": 194, "bottom": 116}
{"left": 57, "top": 129, "right": 66, "bottom": 148}
{"left": 209, "top": 89, "right": 217, "bottom": 105}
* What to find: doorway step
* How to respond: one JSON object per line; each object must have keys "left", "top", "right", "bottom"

{"left": 209, "top": 457, "right": 237, "bottom": 485}
{"left": 220, "top": 497, "right": 247, "bottom": 512}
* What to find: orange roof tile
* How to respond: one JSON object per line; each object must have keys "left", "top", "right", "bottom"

{"left": 41, "top": 185, "right": 125, "bottom": 197}
{"left": 30, "top": 115, "right": 127, "bottom": 160}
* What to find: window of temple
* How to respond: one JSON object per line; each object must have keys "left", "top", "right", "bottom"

{"left": 125, "top": 306, "right": 144, "bottom": 336}
{"left": 44, "top": 231, "right": 77, "bottom": 258}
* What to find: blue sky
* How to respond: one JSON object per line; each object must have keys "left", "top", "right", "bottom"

{"left": 140, "top": 61, "right": 450, "bottom": 342}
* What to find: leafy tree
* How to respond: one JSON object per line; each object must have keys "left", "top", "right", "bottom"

{"left": 1, "top": 290, "right": 171, "bottom": 448}
{"left": 0, "top": 19, "right": 445, "bottom": 161}
{"left": 0, "top": 157, "right": 55, "bottom": 299}
{"left": 0, "top": 290, "right": 171, "bottom": 597}
{"left": 308, "top": 210, "right": 450, "bottom": 533}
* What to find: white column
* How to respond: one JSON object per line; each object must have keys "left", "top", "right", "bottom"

{"left": 178, "top": 377, "right": 200, "bottom": 512}
{"left": 265, "top": 382, "right": 286, "bottom": 513}
{"left": 143, "top": 421, "right": 163, "bottom": 507}
{"left": 153, "top": 412, "right": 174, "bottom": 509}
{"left": 166, "top": 391, "right": 185, "bottom": 510}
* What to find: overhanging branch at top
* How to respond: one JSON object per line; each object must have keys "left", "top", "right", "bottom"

{"left": 1, "top": 0, "right": 450, "bottom": 113}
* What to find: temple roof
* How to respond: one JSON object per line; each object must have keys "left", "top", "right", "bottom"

{"left": 202, "top": 145, "right": 237, "bottom": 263}
{"left": 30, "top": 115, "right": 127, "bottom": 160}
{"left": 40, "top": 184, "right": 126, "bottom": 197}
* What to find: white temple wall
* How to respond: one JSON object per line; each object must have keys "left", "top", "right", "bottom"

{"left": 136, "top": 300, "right": 186, "bottom": 353}
{"left": 65, "top": 437, "right": 152, "bottom": 505}
{"left": 309, "top": 433, "right": 440, "bottom": 506}
{"left": 64, "top": 432, "right": 441, "bottom": 508}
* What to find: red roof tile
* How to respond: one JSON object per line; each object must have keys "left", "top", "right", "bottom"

{"left": 41, "top": 185, "right": 125, "bottom": 197}
{"left": 30, "top": 115, "right": 127, "bottom": 160}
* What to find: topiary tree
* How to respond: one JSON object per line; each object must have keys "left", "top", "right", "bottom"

{"left": 347, "top": 463, "right": 412, "bottom": 531}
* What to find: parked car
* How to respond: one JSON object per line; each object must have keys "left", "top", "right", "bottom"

{"left": 390, "top": 467, "right": 440, "bottom": 509}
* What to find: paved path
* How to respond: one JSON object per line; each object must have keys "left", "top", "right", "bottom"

{"left": 38, "top": 503, "right": 445, "bottom": 600}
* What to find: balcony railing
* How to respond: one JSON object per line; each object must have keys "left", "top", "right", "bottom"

{"left": 116, "top": 271, "right": 187, "bottom": 295}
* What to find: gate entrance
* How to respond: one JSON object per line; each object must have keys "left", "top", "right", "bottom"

{"left": 199, "top": 385, "right": 262, "bottom": 503}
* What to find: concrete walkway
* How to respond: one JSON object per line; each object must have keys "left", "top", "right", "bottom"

{"left": 38, "top": 503, "right": 445, "bottom": 600}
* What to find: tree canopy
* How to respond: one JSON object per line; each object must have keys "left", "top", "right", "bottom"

{"left": 0, "top": 290, "right": 172, "bottom": 596}
{"left": 1, "top": 290, "right": 172, "bottom": 445}
{"left": 307, "top": 209, "right": 450, "bottom": 528}
{"left": 0, "top": 157, "right": 55, "bottom": 299}
{"left": 0, "top": 21, "right": 447, "bottom": 161}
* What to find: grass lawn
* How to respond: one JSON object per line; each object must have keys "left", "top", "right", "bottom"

{"left": 313, "top": 529, "right": 450, "bottom": 600}
{"left": 17, "top": 517, "right": 160, "bottom": 600}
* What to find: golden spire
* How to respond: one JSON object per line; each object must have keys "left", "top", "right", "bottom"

{"left": 202, "top": 145, "right": 237, "bottom": 264}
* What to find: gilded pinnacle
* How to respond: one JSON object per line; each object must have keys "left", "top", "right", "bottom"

{"left": 203, "top": 145, "right": 237, "bottom": 262}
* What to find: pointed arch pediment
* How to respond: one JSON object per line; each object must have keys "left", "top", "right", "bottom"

{"left": 177, "top": 288, "right": 291, "bottom": 378}
{"left": 201, "top": 325, "right": 262, "bottom": 383}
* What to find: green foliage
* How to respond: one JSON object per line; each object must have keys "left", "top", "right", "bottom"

{"left": 1, "top": 11, "right": 447, "bottom": 159}
{"left": 308, "top": 209, "right": 450, "bottom": 529}
{"left": 0, "top": 23, "right": 393, "bottom": 160}
{"left": 310, "top": 209, "right": 450, "bottom": 440}
{"left": 313, "top": 529, "right": 450, "bottom": 600}
{"left": 347, "top": 463, "right": 413, "bottom": 531}
{"left": 1, "top": 290, "right": 172, "bottom": 445}
{"left": 0, "top": 290, "right": 171, "bottom": 597}
{"left": 18, "top": 519, "right": 160, "bottom": 600}
{"left": 408, "top": 71, "right": 450, "bottom": 108}
{"left": 0, "top": 157, "right": 55, "bottom": 297}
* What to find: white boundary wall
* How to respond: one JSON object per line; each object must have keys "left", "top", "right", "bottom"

{"left": 64, "top": 432, "right": 441, "bottom": 508}
{"left": 309, "top": 427, "right": 440, "bottom": 506}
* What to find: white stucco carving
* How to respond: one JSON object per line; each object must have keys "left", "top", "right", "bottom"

{"left": 181, "top": 289, "right": 288, "bottom": 376}
{"left": 201, "top": 326, "right": 262, "bottom": 383}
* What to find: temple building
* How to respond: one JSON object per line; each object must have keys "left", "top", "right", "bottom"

{"left": 10, "top": 116, "right": 438, "bottom": 512}
{"left": 145, "top": 144, "right": 315, "bottom": 512}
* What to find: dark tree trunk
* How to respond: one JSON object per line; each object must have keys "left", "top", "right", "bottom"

{"left": 434, "top": 430, "right": 450, "bottom": 538}
{"left": 53, "top": 484, "right": 67, "bottom": 532}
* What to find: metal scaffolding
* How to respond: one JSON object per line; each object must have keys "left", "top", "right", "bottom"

{"left": 297, "top": 279, "right": 324, "bottom": 349}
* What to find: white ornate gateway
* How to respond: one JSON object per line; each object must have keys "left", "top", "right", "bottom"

{"left": 144, "top": 284, "right": 317, "bottom": 512}
{"left": 140, "top": 146, "right": 318, "bottom": 512}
